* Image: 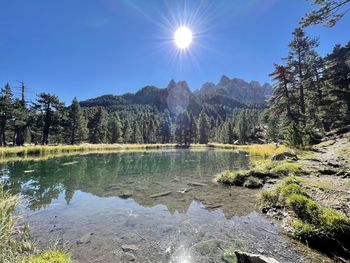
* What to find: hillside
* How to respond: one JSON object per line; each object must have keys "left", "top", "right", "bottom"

{"left": 80, "top": 76, "right": 272, "bottom": 118}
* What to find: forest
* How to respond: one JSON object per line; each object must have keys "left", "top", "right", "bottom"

{"left": 1, "top": 36, "right": 349, "bottom": 148}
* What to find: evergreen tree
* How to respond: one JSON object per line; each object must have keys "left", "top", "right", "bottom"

{"left": 0, "top": 84, "right": 14, "bottom": 146}
{"left": 68, "top": 97, "right": 88, "bottom": 144}
{"left": 175, "top": 111, "right": 191, "bottom": 145}
{"left": 189, "top": 113, "right": 197, "bottom": 144}
{"left": 198, "top": 111, "right": 210, "bottom": 144}
{"left": 266, "top": 116, "right": 280, "bottom": 143}
{"left": 161, "top": 110, "right": 172, "bottom": 143}
{"left": 237, "top": 111, "right": 248, "bottom": 144}
{"left": 302, "top": 0, "right": 350, "bottom": 27}
{"left": 123, "top": 119, "right": 132, "bottom": 143}
{"left": 132, "top": 120, "right": 143, "bottom": 143}
{"left": 34, "top": 93, "right": 64, "bottom": 145}
{"left": 107, "top": 113, "right": 123, "bottom": 143}
{"left": 88, "top": 107, "right": 108, "bottom": 144}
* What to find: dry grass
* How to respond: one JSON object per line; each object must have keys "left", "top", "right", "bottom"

{"left": 209, "top": 143, "right": 292, "bottom": 157}
{"left": 0, "top": 184, "right": 33, "bottom": 263}
{"left": 0, "top": 144, "right": 176, "bottom": 160}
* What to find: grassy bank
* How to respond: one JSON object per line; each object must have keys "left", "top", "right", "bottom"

{"left": 261, "top": 177, "right": 350, "bottom": 258}
{"left": 209, "top": 143, "right": 291, "bottom": 157}
{"left": 0, "top": 184, "right": 70, "bottom": 263}
{"left": 215, "top": 159, "right": 303, "bottom": 188}
{"left": 0, "top": 143, "right": 292, "bottom": 163}
{"left": 0, "top": 144, "right": 176, "bottom": 159}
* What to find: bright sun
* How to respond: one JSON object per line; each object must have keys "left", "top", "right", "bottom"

{"left": 174, "top": 26, "right": 192, "bottom": 49}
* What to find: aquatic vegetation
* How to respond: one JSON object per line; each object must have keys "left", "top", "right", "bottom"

{"left": 209, "top": 143, "right": 291, "bottom": 157}
{"left": 0, "top": 183, "right": 70, "bottom": 263}
{"left": 261, "top": 177, "right": 350, "bottom": 257}
{"left": 25, "top": 250, "right": 71, "bottom": 263}
{"left": 216, "top": 161, "right": 302, "bottom": 188}
{"left": 0, "top": 144, "right": 177, "bottom": 162}
{"left": 0, "top": 184, "right": 33, "bottom": 262}
{"left": 270, "top": 162, "right": 302, "bottom": 176}
{"left": 216, "top": 170, "right": 247, "bottom": 186}
{"left": 243, "top": 177, "right": 263, "bottom": 189}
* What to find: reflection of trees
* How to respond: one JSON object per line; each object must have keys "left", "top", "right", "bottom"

{"left": 1, "top": 150, "right": 250, "bottom": 211}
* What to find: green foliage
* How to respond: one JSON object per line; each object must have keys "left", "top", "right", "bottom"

{"left": 243, "top": 176, "right": 263, "bottom": 189}
{"left": 25, "top": 250, "right": 70, "bottom": 263}
{"left": 198, "top": 110, "right": 210, "bottom": 144}
{"left": 261, "top": 176, "right": 350, "bottom": 256}
{"left": 216, "top": 170, "right": 248, "bottom": 186}
{"left": 68, "top": 97, "right": 88, "bottom": 145}
{"left": 270, "top": 162, "right": 302, "bottom": 176}
{"left": 301, "top": 0, "right": 350, "bottom": 27}
{"left": 87, "top": 107, "right": 108, "bottom": 144}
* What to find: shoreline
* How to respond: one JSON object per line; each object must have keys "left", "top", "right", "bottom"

{"left": 0, "top": 143, "right": 290, "bottom": 163}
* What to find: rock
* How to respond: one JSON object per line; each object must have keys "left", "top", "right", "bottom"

{"left": 205, "top": 204, "right": 223, "bottom": 209}
{"left": 327, "top": 161, "right": 341, "bottom": 168}
{"left": 191, "top": 239, "right": 221, "bottom": 255}
{"left": 149, "top": 191, "right": 172, "bottom": 198}
{"left": 319, "top": 169, "right": 338, "bottom": 175}
{"left": 62, "top": 161, "right": 79, "bottom": 166}
{"left": 234, "top": 251, "right": 280, "bottom": 263}
{"left": 188, "top": 182, "right": 207, "bottom": 187}
{"left": 124, "top": 252, "right": 136, "bottom": 261}
{"left": 178, "top": 188, "right": 190, "bottom": 194}
{"left": 121, "top": 244, "right": 139, "bottom": 252}
{"left": 118, "top": 191, "right": 133, "bottom": 199}
{"left": 272, "top": 152, "right": 298, "bottom": 161}
{"left": 76, "top": 233, "right": 94, "bottom": 245}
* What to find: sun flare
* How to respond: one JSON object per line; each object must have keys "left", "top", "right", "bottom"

{"left": 174, "top": 26, "right": 193, "bottom": 49}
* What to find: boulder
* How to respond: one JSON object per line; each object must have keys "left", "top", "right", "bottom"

{"left": 272, "top": 152, "right": 298, "bottom": 161}
{"left": 235, "top": 251, "right": 280, "bottom": 263}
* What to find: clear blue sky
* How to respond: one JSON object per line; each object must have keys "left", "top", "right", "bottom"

{"left": 1, "top": 0, "right": 349, "bottom": 103}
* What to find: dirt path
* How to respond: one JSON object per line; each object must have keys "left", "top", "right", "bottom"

{"left": 298, "top": 133, "right": 350, "bottom": 217}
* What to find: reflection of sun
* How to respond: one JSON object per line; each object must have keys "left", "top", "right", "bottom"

{"left": 174, "top": 26, "right": 193, "bottom": 49}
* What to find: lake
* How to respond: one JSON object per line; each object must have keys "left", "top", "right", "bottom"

{"left": 0, "top": 149, "right": 326, "bottom": 262}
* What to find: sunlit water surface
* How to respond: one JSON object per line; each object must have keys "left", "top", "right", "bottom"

{"left": 1, "top": 149, "right": 328, "bottom": 262}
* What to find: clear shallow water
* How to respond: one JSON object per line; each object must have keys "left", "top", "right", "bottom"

{"left": 1, "top": 149, "right": 328, "bottom": 262}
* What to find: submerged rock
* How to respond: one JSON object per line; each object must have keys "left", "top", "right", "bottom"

{"left": 188, "top": 182, "right": 207, "bottom": 187}
{"left": 118, "top": 191, "right": 133, "bottom": 199}
{"left": 272, "top": 152, "right": 298, "bottom": 161}
{"left": 76, "top": 232, "right": 94, "bottom": 245}
{"left": 235, "top": 251, "right": 280, "bottom": 263}
{"left": 121, "top": 244, "right": 139, "bottom": 252}
{"left": 149, "top": 191, "right": 172, "bottom": 198}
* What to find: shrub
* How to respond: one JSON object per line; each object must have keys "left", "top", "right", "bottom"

{"left": 216, "top": 170, "right": 248, "bottom": 186}
{"left": 25, "top": 250, "right": 71, "bottom": 263}
{"left": 243, "top": 177, "right": 263, "bottom": 189}
{"left": 271, "top": 162, "right": 301, "bottom": 176}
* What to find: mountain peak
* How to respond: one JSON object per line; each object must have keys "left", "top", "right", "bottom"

{"left": 166, "top": 79, "right": 177, "bottom": 90}
{"left": 218, "top": 75, "right": 231, "bottom": 87}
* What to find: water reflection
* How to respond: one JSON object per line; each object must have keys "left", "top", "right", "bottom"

{"left": 1, "top": 150, "right": 327, "bottom": 262}
{"left": 1, "top": 149, "right": 251, "bottom": 216}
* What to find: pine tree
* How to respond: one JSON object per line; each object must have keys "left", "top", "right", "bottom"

{"left": 161, "top": 110, "right": 172, "bottom": 143}
{"left": 34, "top": 93, "right": 64, "bottom": 145}
{"left": 107, "top": 113, "right": 123, "bottom": 143}
{"left": 0, "top": 84, "right": 14, "bottom": 146}
{"left": 88, "top": 107, "right": 108, "bottom": 144}
{"left": 123, "top": 118, "right": 132, "bottom": 143}
{"left": 69, "top": 97, "right": 88, "bottom": 144}
{"left": 266, "top": 116, "right": 280, "bottom": 143}
{"left": 237, "top": 111, "right": 248, "bottom": 144}
{"left": 175, "top": 111, "right": 191, "bottom": 145}
{"left": 132, "top": 120, "right": 143, "bottom": 143}
{"left": 189, "top": 113, "right": 197, "bottom": 144}
{"left": 198, "top": 111, "right": 210, "bottom": 144}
